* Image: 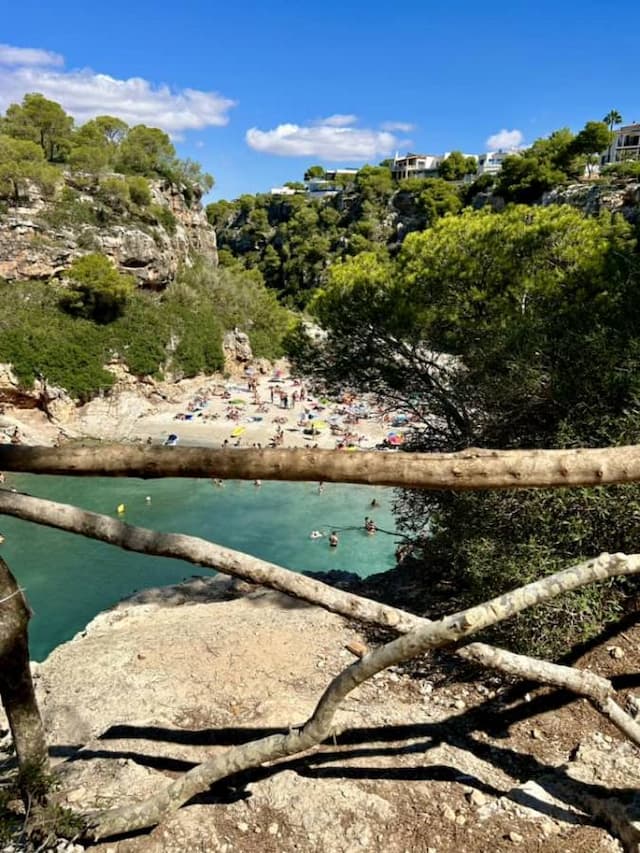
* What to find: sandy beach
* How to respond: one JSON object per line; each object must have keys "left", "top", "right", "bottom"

{"left": 1, "top": 361, "right": 403, "bottom": 451}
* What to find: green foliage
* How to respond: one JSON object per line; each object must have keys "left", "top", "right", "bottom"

{"left": 3, "top": 93, "right": 73, "bottom": 162}
{"left": 304, "top": 165, "right": 326, "bottom": 180}
{"left": 149, "top": 203, "right": 177, "bottom": 234}
{"left": 495, "top": 154, "right": 567, "bottom": 203}
{"left": 602, "top": 160, "right": 640, "bottom": 178}
{"left": 0, "top": 134, "right": 60, "bottom": 202}
{"left": 293, "top": 204, "right": 640, "bottom": 656}
{"left": 0, "top": 95, "right": 215, "bottom": 199}
{"left": 126, "top": 175, "right": 152, "bottom": 206}
{"left": 438, "top": 150, "right": 477, "bottom": 180}
{"left": 38, "top": 186, "right": 98, "bottom": 228}
{"left": 61, "top": 253, "right": 135, "bottom": 323}
{"left": 603, "top": 109, "right": 623, "bottom": 131}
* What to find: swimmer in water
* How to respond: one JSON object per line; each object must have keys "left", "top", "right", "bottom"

{"left": 254, "top": 479, "right": 262, "bottom": 487}
{"left": 310, "top": 530, "right": 323, "bottom": 539}
{"left": 365, "top": 517, "right": 376, "bottom": 534}
{"left": 370, "top": 498, "right": 379, "bottom": 508}
{"left": 329, "top": 531, "right": 338, "bottom": 547}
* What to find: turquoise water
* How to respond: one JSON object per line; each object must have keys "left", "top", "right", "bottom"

{"left": 0, "top": 473, "right": 398, "bottom": 661}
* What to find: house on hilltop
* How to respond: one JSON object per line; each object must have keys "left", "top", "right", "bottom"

{"left": 391, "top": 153, "right": 443, "bottom": 180}
{"left": 600, "top": 123, "right": 640, "bottom": 166}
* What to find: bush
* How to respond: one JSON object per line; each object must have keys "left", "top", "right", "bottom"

{"left": 149, "top": 203, "right": 177, "bottom": 234}
{"left": 61, "top": 253, "right": 135, "bottom": 323}
{"left": 127, "top": 175, "right": 152, "bottom": 206}
{"left": 602, "top": 161, "right": 640, "bottom": 179}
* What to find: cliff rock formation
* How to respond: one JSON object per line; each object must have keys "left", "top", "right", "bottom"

{"left": 0, "top": 177, "right": 217, "bottom": 288}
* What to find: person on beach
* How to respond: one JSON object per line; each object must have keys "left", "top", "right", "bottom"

{"left": 329, "top": 531, "right": 339, "bottom": 548}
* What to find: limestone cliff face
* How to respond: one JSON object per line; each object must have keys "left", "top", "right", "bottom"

{"left": 542, "top": 178, "right": 640, "bottom": 222}
{"left": 0, "top": 176, "right": 217, "bottom": 287}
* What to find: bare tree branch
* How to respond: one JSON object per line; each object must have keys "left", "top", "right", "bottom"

{"left": 463, "top": 642, "right": 640, "bottom": 748}
{"left": 3, "top": 443, "right": 640, "bottom": 490}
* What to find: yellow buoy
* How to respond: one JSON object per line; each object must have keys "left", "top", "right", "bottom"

{"left": 117, "top": 503, "right": 126, "bottom": 514}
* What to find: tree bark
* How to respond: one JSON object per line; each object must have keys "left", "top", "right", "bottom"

{"left": 3, "top": 443, "right": 640, "bottom": 490}
{"left": 0, "top": 557, "right": 49, "bottom": 799}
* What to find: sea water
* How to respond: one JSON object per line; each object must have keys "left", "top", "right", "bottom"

{"left": 0, "top": 473, "right": 398, "bottom": 660}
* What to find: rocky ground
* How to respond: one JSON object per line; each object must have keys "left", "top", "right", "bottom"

{"left": 3, "top": 574, "right": 640, "bottom": 852}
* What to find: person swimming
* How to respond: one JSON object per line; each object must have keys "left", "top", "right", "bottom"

{"left": 364, "top": 517, "right": 376, "bottom": 534}
{"left": 310, "top": 530, "right": 323, "bottom": 539}
{"left": 329, "top": 531, "right": 339, "bottom": 547}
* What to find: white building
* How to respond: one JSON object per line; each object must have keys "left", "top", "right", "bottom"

{"left": 476, "top": 150, "right": 518, "bottom": 176}
{"left": 306, "top": 178, "right": 340, "bottom": 199}
{"left": 269, "top": 186, "right": 299, "bottom": 196}
{"left": 391, "top": 153, "right": 443, "bottom": 180}
{"left": 600, "top": 124, "right": 640, "bottom": 166}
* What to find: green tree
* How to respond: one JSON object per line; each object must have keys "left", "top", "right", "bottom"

{"left": 304, "top": 165, "right": 326, "bottom": 180}
{"left": 570, "top": 121, "right": 614, "bottom": 159}
{"left": 294, "top": 205, "right": 640, "bottom": 655}
{"left": 438, "top": 151, "right": 477, "bottom": 181}
{"left": 0, "top": 135, "right": 59, "bottom": 203}
{"left": 116, "top": 125, "right": 175, "bottom": 176}
{"left": 603, "top": 110, "right": 623, "bottom": 132}
{"left": 3, "top": 94, "right": 73, "bottom": 162}
{"left": 495, "top": 154, "right": 567, "bottom": 203}
{"left": 61, "top": 253, "right": 136, "bottom": 323}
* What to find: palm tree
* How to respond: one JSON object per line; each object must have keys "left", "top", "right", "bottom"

{"left": 603, "top": 110, "right": 623, "bottom": 132}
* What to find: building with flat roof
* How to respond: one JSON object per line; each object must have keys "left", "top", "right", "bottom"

{"left": 391, "top": 153, "right": 443, "bottom": 180}
{"left": 476, "top": 150, "right": 518, "bottom": 176}
{"left": 600, "top": 124, "right": 640, "bottom": 166}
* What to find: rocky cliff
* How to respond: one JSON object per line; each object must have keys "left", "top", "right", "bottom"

{"left": 0, "top": 176, "right": 217, "bottom": 288}
{"left": 543, "top": 178, "right": 640, "bottom": 222}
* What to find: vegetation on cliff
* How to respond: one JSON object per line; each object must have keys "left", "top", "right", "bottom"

{"left": 0, "top": 93, "right": 213, "bottom": 206}
{"left": 0, "top": 258, "right": 290, "bottom": 400}
{"left": 289, "top": 201, "right": 640, "bottom": 656}
{"left": 208, "top": 119, "right": 619, "bottom": 307}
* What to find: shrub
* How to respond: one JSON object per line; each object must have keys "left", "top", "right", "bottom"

{"left": 127, "top": 175, "right": 152, "bottom": 206}
{"left": 149, "top": 203, "right": 177, "bottom": 234}
{"left": 61, "top": 253, "right": 135, "bottom": 323}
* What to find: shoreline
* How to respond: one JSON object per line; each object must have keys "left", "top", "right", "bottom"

{"left": 1, "top": 362, "right": 401, "bottom": 453}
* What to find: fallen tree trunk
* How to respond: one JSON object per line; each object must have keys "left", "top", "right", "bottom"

{"left": 3, "top": 443, "right": 640, "bottom": 490}
{"left": 0, "top": 557, "right": 49, "bottom": 802}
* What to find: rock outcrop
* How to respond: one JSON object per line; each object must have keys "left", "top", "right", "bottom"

{"left": 2, "top": 574, "right": 632, "bottom": 851}
{"left": 0, "top": 177, "right": 217, "bottom": 288}
{"left": 543, "top": 178, "right": 640, "bottom": 222}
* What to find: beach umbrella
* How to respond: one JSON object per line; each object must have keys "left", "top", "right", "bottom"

{"left": 230, "top": 426, "right": 246, "bottom": 437}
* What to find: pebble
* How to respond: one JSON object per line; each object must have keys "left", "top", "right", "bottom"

{"left": 466, "top": 789, "right": 486, "bottom": 807}
{"left": 441, "top": 804, "right": 456, "bottom": 822}
{"left": 236, "top": 821, "right": 249, "bottom": 832}
{"left": 608, "top": 645, "right": 625, "bottom": 660}
{"left": 268, "top": 822, "right": 279, "bottom": 835}
{"left": 530, "top": 727, "right": 543, "bottom": 740}
{"left": 508, "top": 831, "right": 524, "bottom": 844}
{"left": 453, "top": 699, "right": 466, "bottom": 710}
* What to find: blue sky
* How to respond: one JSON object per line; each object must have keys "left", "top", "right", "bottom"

{"left": 1, "top": 0, "right": 638, "bottom": 200}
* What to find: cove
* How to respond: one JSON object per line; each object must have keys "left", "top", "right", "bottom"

{"left": 0, "top": 473, "right": 398, "bottom": 661}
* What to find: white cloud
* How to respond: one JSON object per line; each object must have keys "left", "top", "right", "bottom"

{"left": 381, "top": 121, "right": 414, "bottom": 132}
{"left": 0, "top": 44, "right": 236, "bottom": 133}
{"left": 246, "top": 118, "right": 399, "bottom": 161}
{"left": 318, "top": 114, "right": 358, "bottom": 127}
{"left": 0, "top": 44, "right": 63, "bottom": 67}
{"left": 485, "top": 128, "right": 524, "bottom": 151}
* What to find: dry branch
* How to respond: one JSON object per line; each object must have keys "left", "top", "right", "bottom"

{"left": 3, "top": 443, "right": 640, "bottom": 490}
{"left": 463, "top": 642, "right": 640, "bottom": 747}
